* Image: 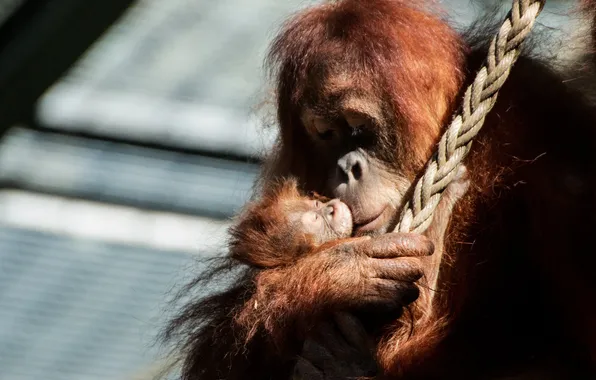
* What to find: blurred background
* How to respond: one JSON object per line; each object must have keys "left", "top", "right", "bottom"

{"left": 0, "top": 0, "right": 582, "bottom": 379}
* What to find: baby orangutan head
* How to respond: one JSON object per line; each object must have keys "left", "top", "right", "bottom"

{"left": 229, "top": 178, "right": 353, "bottom": 268}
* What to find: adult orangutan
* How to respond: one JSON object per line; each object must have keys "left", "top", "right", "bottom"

{"left": 163, "top": 0, "right": 596, "bottom": 379}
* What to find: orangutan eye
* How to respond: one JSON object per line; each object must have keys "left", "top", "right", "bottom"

{"left": 341, "top": 114, "right": 376, "bottom": 147}
{"left": 344, "top": 113, "right": 368, "bottom": 129}
{"left": 313, "top": 118, "right": 335, "bottom": 141}
{"left": 301, "top": 109, "right": 337, "bottom": 143}
{"left": 318, "top": 130, "right": 334, "bottom": 140}
{"left": 309, "top": 212, "right": 321, "bottom": 225}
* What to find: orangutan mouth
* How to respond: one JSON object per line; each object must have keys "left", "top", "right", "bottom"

{"left": 353, "top": 205, "right": 390, "bottom": 234}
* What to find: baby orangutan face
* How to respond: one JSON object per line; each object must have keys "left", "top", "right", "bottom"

{"left": 287, "top": 198, "right": 353, "bottom": 245}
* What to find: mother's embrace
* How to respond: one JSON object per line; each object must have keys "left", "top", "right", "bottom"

{"left": 163, "top": 1, "right": 596, "bottom": 379}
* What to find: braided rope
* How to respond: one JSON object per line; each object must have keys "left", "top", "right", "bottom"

{"left": 395, "top": 0, "right": 545, "bottom": 234}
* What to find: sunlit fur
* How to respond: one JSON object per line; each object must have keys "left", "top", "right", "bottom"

{"left": 164, "top": 1, "right": 596, "bottom": 379}
{"left": 262, "top": 0, "right": 465, "bottom": 186}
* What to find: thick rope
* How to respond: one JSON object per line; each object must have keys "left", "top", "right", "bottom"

{"left": 395, "top": 0, "right": 545, "bottom": 234}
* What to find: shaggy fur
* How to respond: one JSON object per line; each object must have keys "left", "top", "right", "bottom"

{"left": 163, "top": 1, "right": 596, "bottom": 379}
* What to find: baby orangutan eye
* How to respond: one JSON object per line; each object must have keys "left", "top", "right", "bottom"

{"left": 302, "top": 211, "right": 322, "bottom": 230}
{"left": 311, "top": 212, "right": 320, "bottom": 223}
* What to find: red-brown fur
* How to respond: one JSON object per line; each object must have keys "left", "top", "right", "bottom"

{"left": 164, "top": 1, "right": 596, "bottom": 379}
{"left": 262, "top": 0, "right": 464, "bottom": 186}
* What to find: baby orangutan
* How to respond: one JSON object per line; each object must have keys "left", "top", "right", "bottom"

{"left": 229, "top": 178, "right": 354, "bottom": 270}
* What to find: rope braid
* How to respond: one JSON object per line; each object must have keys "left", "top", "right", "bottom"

{"left": 395, "top": 0, "right": 545, "bottom": 234}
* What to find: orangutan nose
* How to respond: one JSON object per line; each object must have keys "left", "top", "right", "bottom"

{"left": 337, "top": 150, "right": 367, "bottom": 183}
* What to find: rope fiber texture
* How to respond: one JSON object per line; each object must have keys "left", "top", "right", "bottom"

{"left": 395, "top": 0, "right": 545, "bottom": 234}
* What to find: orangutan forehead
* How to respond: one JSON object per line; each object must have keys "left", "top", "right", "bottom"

{"left": 279, "top": 200, "right": 314, "bottom": 229}
{"left": 303, "top": 72, "right": 384, "bottom": 123}
{"left": 281, "top": 198, "right": 311, "bottom": 214}
{"left": 323, "top": 71, "right": 354, "bottom": 93}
